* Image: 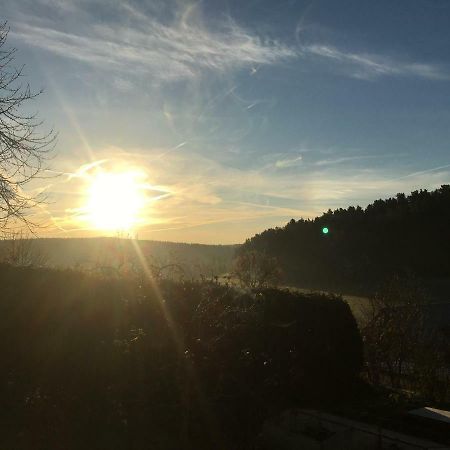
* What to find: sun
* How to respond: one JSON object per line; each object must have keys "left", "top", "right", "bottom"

{"left": 85, "top": 171, "right": 146, "bottom": 231}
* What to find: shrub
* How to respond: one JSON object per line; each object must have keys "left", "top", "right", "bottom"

{"left": 0, "top": 264, "right": 363, "bottom": 449}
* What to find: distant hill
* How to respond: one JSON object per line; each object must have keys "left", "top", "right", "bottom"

{"left": 0, "top": 237, "right": 238, "bottom": 279}
{"left": 240, "top": 185, "right": 450, "bottom": 295}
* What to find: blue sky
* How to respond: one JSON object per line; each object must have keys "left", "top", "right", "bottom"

{"left": 3, "top": 0, "right": 450, "bottom": 243}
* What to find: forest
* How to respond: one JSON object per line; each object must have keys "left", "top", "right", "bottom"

{"left": 240, "top": 185, "right": 450, "bottom": 294}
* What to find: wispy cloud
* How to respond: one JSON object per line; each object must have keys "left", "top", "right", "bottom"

{"left": 9, "top": 1, "right": 448, "bottom": 84}
{"left": 275, "top": 155, "right": 303, "bottom": 168}
{"left": 11, "top": 1, "right": 295, "bottom": 83}
{"left": 314, "top": 155, "right": 379, "bottom": 166}
{"left": 34, "top": 143, "right": 450, "bottom": 243}
{"left": 303, "top": 44, "right": 449, "bottom": 81}
{"left": 264, "top": 151, "right": 378, "bottom": 171}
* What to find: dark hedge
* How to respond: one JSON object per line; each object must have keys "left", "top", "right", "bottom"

{"left": 0, "top": 264, "right": 362, "bottom": 449}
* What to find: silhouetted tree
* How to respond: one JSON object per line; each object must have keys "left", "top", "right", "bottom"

{"left": 362, "top": 276, "right": 427, "bottom": 386}
{"left": 0, "top": 231, "right": 48, "bottom": 266}
{"left": 361, "top": 275, "right": 449, "bottom": 401}
{"left": 0, "top": 23, "right": 55, "bottom": 231}
{"left": 232, "top": 249, "right": 282, "bottom": 288}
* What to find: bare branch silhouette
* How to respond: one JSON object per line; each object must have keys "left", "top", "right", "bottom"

{"left": 0, "top": 22, "right": 56, "bottom": 232}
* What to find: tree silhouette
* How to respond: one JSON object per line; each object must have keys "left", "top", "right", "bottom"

{"left": 232, "top": 249, "right": 282, "bottom": 288}
{"left": 0, "top": 22, "right": 55, "bottom": 231}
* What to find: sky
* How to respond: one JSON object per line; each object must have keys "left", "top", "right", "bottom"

{"left": 2, "top": 0, "right": 450, "bottom": 244}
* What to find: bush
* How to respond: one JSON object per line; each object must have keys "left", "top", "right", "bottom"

{"left": 0, "top": 264, "right": 363, "bottom": 449}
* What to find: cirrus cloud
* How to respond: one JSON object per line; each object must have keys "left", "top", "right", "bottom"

{"left": 11, "top": 1, "right": 296, "bottom": 83}
{"left": 302, "top": 44, "right": 449, "bottom": 81}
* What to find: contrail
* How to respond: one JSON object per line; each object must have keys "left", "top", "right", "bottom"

{"left": 392, "top": 162, "right": 450, "bottom": 181}
{"left": 157, "top": 142, "right": 187, "bottom": 159}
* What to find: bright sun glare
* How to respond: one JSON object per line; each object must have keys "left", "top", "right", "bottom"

{"left": 86, "top": 171, "right": 146, "bottom": 231}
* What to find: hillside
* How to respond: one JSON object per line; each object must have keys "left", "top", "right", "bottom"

{"left": 240, "top": 185, "right": 450, "bottom": 294}
{"left": 0, "top": 237, "right": 238, "bottom": 279}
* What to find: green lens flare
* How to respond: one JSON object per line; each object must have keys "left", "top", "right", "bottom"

{"left": 322, "top": 227, "right": 329, "bottom": 234}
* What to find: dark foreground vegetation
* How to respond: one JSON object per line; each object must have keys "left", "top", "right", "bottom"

{"left": 240, "top": 185, "right": 450, "bottom": 293}
{"left": 0, "top": 264, "right": 362, "bottom": 449}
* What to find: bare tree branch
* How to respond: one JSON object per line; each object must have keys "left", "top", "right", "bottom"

{"left": 0, "top": 22, "right": 56, "bottom": 232}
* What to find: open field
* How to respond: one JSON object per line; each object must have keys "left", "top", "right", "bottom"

{"left": 287, "top": 286, "right": 450, "bottom": 329}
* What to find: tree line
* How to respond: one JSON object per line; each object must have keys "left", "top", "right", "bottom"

{"left": 239, "top": 185, "right": 450, "bottom": 293}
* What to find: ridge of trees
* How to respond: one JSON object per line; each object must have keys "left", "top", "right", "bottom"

{"left": 240, "top": 185, "right": 450, "bottom": 292}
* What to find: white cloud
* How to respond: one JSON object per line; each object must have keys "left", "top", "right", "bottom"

{"left": 11, "top": 2, "right": 296, "bottom": 83}
{"left": 303, "top": 44, "right": 449, "bottom": 81}
{"left": 10, "top": 1, "right": 447, "bottom": 84}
